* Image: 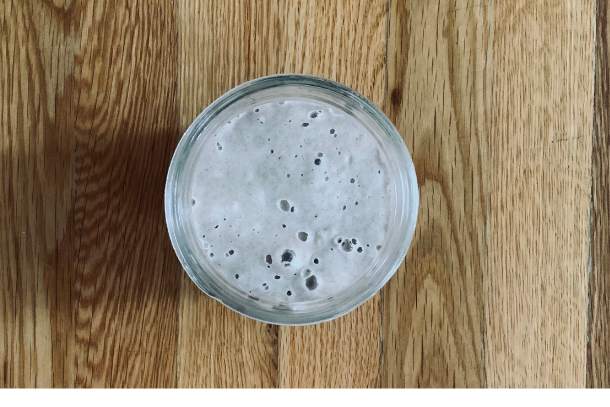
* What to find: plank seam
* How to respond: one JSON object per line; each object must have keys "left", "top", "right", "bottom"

{"left": 586, "top": 0, "right": 600, "bottom": 389}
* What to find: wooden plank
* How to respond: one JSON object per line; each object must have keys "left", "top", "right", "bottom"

{"left": 0, "top": 0, "right": 71, "bottom": 387}
{"left": 381, "top": 0, "right": 492, "bottom": 387}
{"left": 486, "top": 1, "right": 595, "bottom": 387}
{"left": 1, "top": 0, "right": 180, "bottom": 387}
{"left": 588, "top": 0, "right": 610, "bottom": 389}
{"left": 175, "top": 0, "right": 282, "bottom": 388}
{"left": 277, "top": 0, "right": 386, "bottom": 388}
{"left": 70, "top": 0, "right": 180, "bottom": 387}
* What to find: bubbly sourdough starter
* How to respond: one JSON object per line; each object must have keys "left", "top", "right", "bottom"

{"left": 189, "top": 99, "right": 392, "bottom": 302}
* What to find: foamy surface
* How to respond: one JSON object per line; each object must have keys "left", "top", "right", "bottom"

{"left": 189, "top": 100, "right": 392, "bottom": 302}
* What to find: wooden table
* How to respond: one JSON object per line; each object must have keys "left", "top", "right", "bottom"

{"left": 1, "top": 0, "right": 608, "bottom": 388}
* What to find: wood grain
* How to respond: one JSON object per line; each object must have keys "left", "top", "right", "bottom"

{"left": 381, "top": 0, "right": 492, "bottom": 387}
{"left": 1, "top": 0, "right": 180, "bottom": 387}
{"left": 277, "top": 0, "right": 387, "bottom": 388}
{"left": 1, "top": 0, "right": 605, "bottom": 388}
{"left": 486, "top": 1, "right": 595, "bottom": 387}
{"left": 176, "top": 0, "right": 281, "bottom": 388}
{"left": 0, "top": 0, "right": 68, "bottom": 387}
{"left": 588, "top": 0, "right": 610, "bottom": 389}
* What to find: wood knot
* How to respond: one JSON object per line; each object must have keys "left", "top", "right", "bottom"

{"left": 390, "top": 86, "right": 403, "bottom": 108}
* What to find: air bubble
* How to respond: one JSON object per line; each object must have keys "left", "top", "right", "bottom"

{"left": 352, "top": 238, "right": 357, "bottom": 244}
{"left": 229, "top": 250, "right": 234, "bottom": 255}
{"left": 305, "top": 275, "right": 318, "bottom": 291}
{"left": 282, "top": 224, "right": 286, "bottom": 228}
{"left": 350, "top": 178, "right": 355, "bottom": 183}
{"left": 215, "top": 225, "right": 219, "bottom": 229}
{"left": 225, "top": 253, "right": 229, "bottom": 257}
{"left": 357, "top": 247, "right": 363, "bottom": 253}
{"left": 313, "top": 258, "right": 319, "bottom": 264}
{"left": 343, "top": 205, "right": 346, "bottom": 210}
{"left": 302, "top": 123, "right": 309, "bottom": 127}
{"left": 310, "top": 112, "right": 318, "bottom": 118}
{"left": 216, "top": 143, "right": 222, "bottom": 151}
{"left": 191, "top": 199, "right": 196, "bottom": 206}
{"left": 235, "top": 274, "right": 239, "bottom": 279}
{"left": 279, "top": 200, "right": 290, "bottom": 211}
{"left": 317, "top": 152, "right": 324, "bottom": 157}
{"left": 265, "top": 286, "right": 269, "bottom": 290}
{"left": 287, "top": 174, "right": 290, "bottom": 178}
{"left": 314, "top": 158, "right": 321, "bottom": 165}
{"left": 275, "top": 275, "right": 281, "bottom": 280}
{"left": 266, "top": 254, "right": 273, "bottom": 264}
{"left": 271, "top": 150, "right": 274, "bottom": 153}
{"left": 290, "top": 206, "right": 295, "bottom": 212}
{"left": 255, "top": 108, "right": 259, "bottom": 112}
{"left": 330, "top": 129, "right": 335, "bottom": 134}
{"left": 355, "top": 202, "right": 359, "bottom": 205}
{"left": 281, "top": 249, "right": 295, "bottom": 263}
{"left": 376, "top": 245, "right": 382, "bottom": 251}
{"left": 337, "top": 238, "right": 342, "bottom": 243}
{"left": 325, "top": 177, "right": 329, "bottom": 181}
{"left": 287, "top": 291, "right": 292, "bottom": 296}
{"left": 210, "top": 253, "right": 214, "bottom": 257}
{"left": 298, "top": 232, "right": 308, "bottom": 242}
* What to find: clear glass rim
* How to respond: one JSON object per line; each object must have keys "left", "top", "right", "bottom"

{"left": 165, "top": 74, "right": 419, "bottom": 325}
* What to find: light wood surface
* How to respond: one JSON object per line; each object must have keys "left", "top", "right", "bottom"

{"left": 486, "top": 1, "right": 595, "bottom": 387}
{"left": 1, "top": 0, "right": 608, "bottom": 388}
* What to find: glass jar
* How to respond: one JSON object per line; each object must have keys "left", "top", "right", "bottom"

{"left": 165, "top": 74, "right": 418, "bottom": 325}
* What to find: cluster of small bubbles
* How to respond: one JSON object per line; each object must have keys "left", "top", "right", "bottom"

{"left": 341, "top": 239, "right": 353, "bottom": 252}
{"left": 216, "top": 142, "right": 222, "bottom": 151}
